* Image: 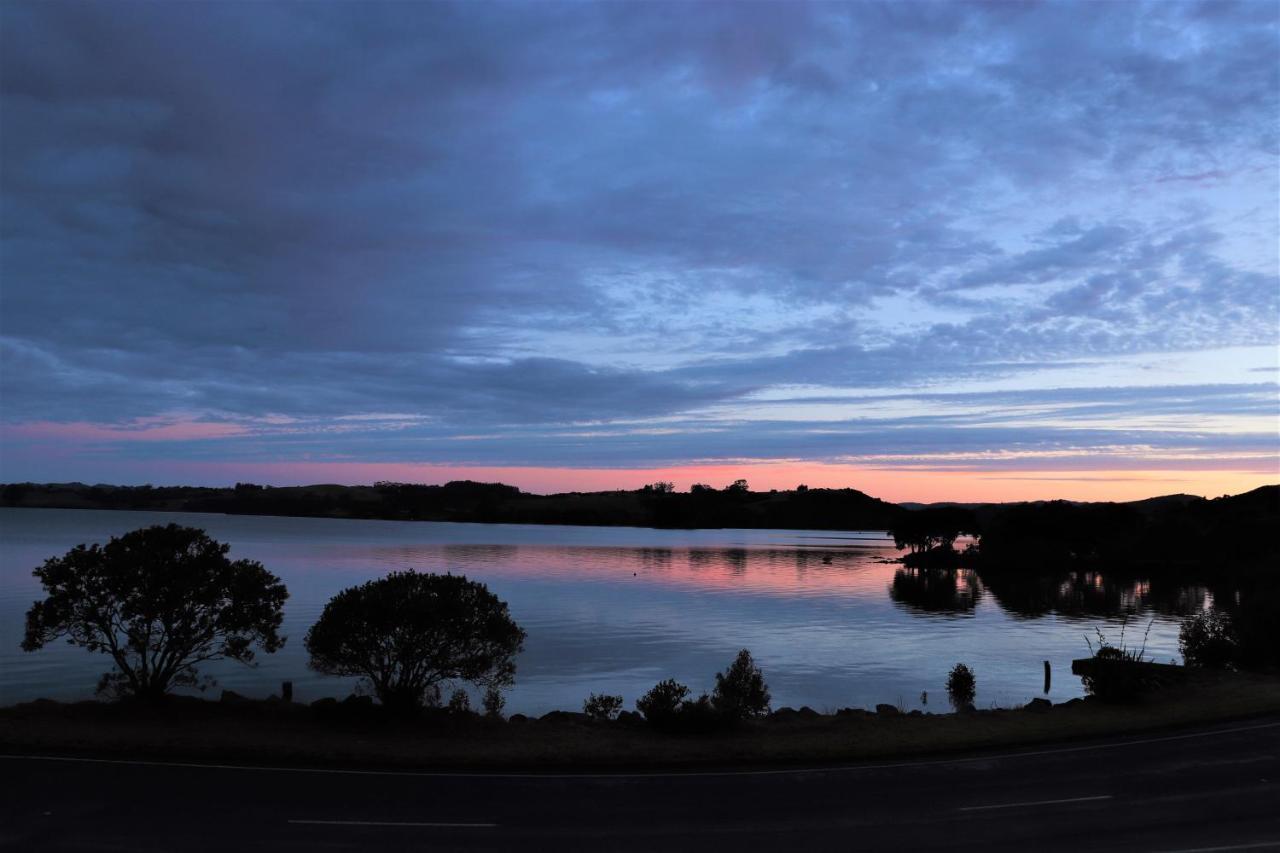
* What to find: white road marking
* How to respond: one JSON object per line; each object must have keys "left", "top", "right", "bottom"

{"left": 957, "top": 794, "right": 1112, "bottom": 812}
{"left": 1153, "top": 843, "right": 1280, "bottom": 853}
{"left": 2, "top": 719, "right": 1277, "bottom": 780}
{"left": 288, "top": 819, "right": 496, "bottom": 828}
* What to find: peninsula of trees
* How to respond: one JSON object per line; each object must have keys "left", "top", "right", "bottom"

{"left": 2, "top": 480, "right": 1277, "bottom": 575}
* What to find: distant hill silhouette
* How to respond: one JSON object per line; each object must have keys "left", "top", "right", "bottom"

{"left": 970, "top": 486, "right": 1279, "bottom": 573}
{"left": 3, "top": 481, "right": 1276, "bottom": 575}
{"left": 0, "top": 480, "right": 905, "bottom": 531}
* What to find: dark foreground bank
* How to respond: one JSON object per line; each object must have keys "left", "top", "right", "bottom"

{"left": 8, "top": 715, "right": 1278, "bottom": 853}
{"left": 3, "top": 668, "right": 1278, "bottom": 771}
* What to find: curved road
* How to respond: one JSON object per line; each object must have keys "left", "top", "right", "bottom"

{"left": 3, "top": 717, "right": 1278, "bottom": 851}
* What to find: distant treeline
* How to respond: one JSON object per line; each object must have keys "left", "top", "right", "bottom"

{"left": 3, "top": 480, "right": 1277, "bottom": 575}
{"left": 0, "top": 479, "right": 904, "bottom": 531}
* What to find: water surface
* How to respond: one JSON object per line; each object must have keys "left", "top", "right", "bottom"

{"left": 0, "top": 508, "right": 1206, "bottom": 714}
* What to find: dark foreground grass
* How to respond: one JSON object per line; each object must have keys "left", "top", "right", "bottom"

{"left": 2, "top": 669, "right": 1277, "bottom": 771}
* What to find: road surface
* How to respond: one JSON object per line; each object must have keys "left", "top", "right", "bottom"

{"left": 3, "top": 717, "right": 1278, "bottom": 851}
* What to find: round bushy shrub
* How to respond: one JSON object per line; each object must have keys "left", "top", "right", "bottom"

{"left": 1179, "top": 609, "right": 1237, "bottom": 669}
{"left": 305, "top": 571, "right": 525, "bottom": 711}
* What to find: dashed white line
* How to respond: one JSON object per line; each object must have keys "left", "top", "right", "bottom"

{"left": 957, "top": 794, "right": 1112, "bottom": 812}
{"left": 1153, "top": 843, "right": 1280, "bottom": 853}
{"left": 288, "top": 819, "right": 496, "bottom": 828}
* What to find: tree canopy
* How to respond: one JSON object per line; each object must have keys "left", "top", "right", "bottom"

{"left": 890, "top": 507, "right": 979, "bottom": 553}
{"left": 22, "top": 524, "right": 287, "bottom": 699}
{"left": 304, "top": 570, "right": 526, "bottom": 711}
{"left": 710, "top": 648, "right": 771, "bottom": 720}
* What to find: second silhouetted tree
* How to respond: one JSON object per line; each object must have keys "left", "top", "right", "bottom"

{"left": 305, "top": 571, "right": 526, "bottom": 712}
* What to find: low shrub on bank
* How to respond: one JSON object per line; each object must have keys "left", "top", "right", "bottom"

{"left": 1082, "top": 620, "right": 1155, "bottom": 703}
{"left": 634, "top": 650, "right": 773, "bottom": 732}
{"left": 946, "top": 663, "right": 976, "bottom": 710}
{"left": 636, "top": 679, "right": 690, "bottom": 726}
{"left": 448, "top": 690, "right": 472, "bottom": 714}
{"left": 583, "top": 693, "right": 623, "bottom": 721}
{"left": 634, "top": 680, "right": 722, "bottom": 733}
{"left": 482, "top": 687, "right": 506, "bottom": 719}
{"left": 1180, "top": 587, "right": 1280, "bottom": 673}
{"left": 1179, "top": 610, "right": 1237, "bottom": 669}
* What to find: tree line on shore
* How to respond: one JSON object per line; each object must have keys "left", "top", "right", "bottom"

{"left": 5, "top": 480, "right": 1276, "bottom": 579}
{"left": 0, "top": 479, "right": 903, "bottom": 530}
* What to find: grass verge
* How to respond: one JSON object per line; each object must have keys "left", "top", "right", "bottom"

{"left": 2, "top": 669, "right": 1277, "bottom": 772}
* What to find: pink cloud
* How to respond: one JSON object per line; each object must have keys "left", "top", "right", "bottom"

{"left": 4, "top": 418, "right": 248, "bottom": 443}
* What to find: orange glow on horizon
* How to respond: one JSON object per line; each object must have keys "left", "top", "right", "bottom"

{"left": 127, "top": 460, "right": 1278, "bottom": 504}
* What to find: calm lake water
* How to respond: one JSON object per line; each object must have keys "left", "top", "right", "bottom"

{"left": 0, "top": 508, "right": 1209, "bottom": 714}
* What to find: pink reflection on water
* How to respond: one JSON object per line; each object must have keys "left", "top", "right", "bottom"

{"left": 278, "top": 541, "right": 902, "bottom": 600}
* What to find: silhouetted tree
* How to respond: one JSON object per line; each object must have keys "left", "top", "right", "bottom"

{"left": 891, "top": 507, "right": 978, "bottom": 554}
{"left": 711, "top": 648, "right": 771, "bottom": 720}
{"left": 482, "top": 686, "right": 506, "bottom": 718}
{"left": 946, "top": 663, "right": 976, "bottom": 710}
{"left": 22, "top": 525, "right": 287, "bottom": 700}
{"left": 725, "top": 479, "right": 749, "bottom": 494}
{"left": 304, "top": 571, "right": 526, "bottom": 712}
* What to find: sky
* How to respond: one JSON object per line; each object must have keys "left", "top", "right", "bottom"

{"left": 1, "top": 0, "right": 1277, "bottom": 503}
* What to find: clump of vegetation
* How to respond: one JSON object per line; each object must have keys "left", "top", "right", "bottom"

{"left": 634, "top": 679, "right": 719, "bottom": 733}
{"left": 482, "top": 686, "right": 506, "bottom": 719}
{"left": 711, "top": 649, "right": 771, "bottom": 721}
{"left": 583, "top": 693, "right": 624, "bottom": 721}
{"left": 1231, "top": 586, "right": 1280, "bottom": 670}
{"left": 22, "top": 525, "right": 288, "bottom": 701}
{"left": 635, "top": 679, "right": 690, "bottom": 726}
{"left": 891, "top": 507, "right": 979, "bottom": 555}
{"left": 946, "top": 663, "right": 976, "bottom": 710}
{"left": 305, "top": 571, "right": 526, "bottom": 712}
{"left": 447, "top": 689, "right": 472, "bottom": 714}
{"left": 1082, "top": 619, "right": 1155, "bottom": 703}
{"left": 1179, "top": 609, "right": 1238, "bottom": 669}
{"left": 634, "top": 650, "right": 772, "bottom": 732}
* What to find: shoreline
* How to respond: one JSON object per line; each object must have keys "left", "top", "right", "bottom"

{"left": 4, "top": 669, "right": 1277, "bottom": 772}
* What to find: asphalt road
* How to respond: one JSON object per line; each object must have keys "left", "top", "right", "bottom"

{"left": 3, "top": 717, "right": 1278, "bottom": 852}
